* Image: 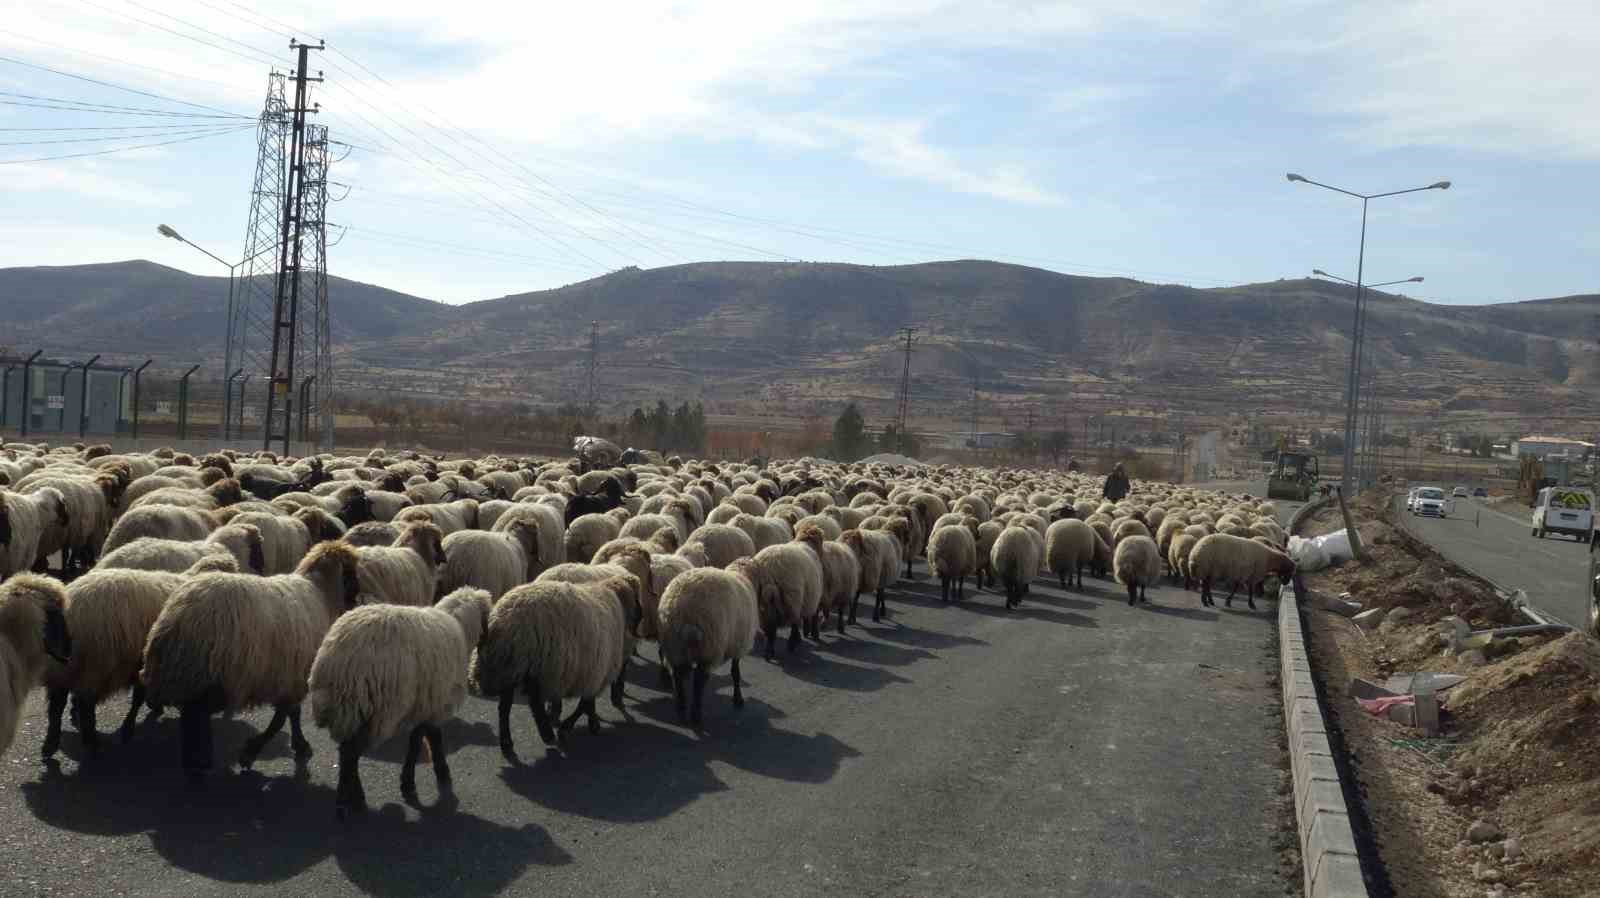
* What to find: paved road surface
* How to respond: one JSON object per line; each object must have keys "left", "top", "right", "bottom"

{"left": 1, "top": 551, "right": 1292, "bottom": 898}
{"left": 1395, "top": 496, "right": 1591, "bottom": 628}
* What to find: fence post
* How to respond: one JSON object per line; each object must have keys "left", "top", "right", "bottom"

{"left": 177, "top": 364, "right": 201, "bottom": 441}
{"left": 131, "top": 360, "right": 152, "bottom": 440}
{"left": 19, "top": 350, "right": 40, "bottom": 438}
{"left": 78, "top": 355, "right": 100, "bottom": 438}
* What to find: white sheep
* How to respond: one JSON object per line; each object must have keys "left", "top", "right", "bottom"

{"left": 1187, "top": 533, "right": 1296, "bottom": 609}
{"left": 101, "top": 505, "right": 215, "bottom": 557}
{"left": 928, "top": 524, "right": 977, "bottom": 603}
{"left": 748, "top": 527, "right": 824, "bottom": 658}
{"left": 657, "top": 562, "right": 759, "bottom": 726}
{"left": 0, "top": 574, "right": 71, "bottom": 759}
{"left": 394, "top": 498, "right": 480, "bottom": 536}
{"left": 1045, "top": 518, "right": 1103, "bottom": 591}
{"left": 471, "top": 575, "right": 641, "bottom": 760}
{"left": 817, "top": 538, "right": 861, "bottom": 634}
{"left": 731, "top": 512, "right": 791, "bottom": 552}
{"left": 41, "top": 567, "right": 187, "bottom": 759}
{"left": 1, "top": 486, "right": 69, "bottom": 579}
{"left": 20, "top": 470, "right": 123, "bottom": 572}
{"left": 840, "top": 528, "right": 900, "bottom": 624}
{"left": 96, "top": 523, "right": 264, "bottom": 576}
{"left": 308, "top": 586, "right": 492, "bottom": 818}
{"left": 990, "top": 525, "right": 1041, "bottom": 610}
{"left": 490, "top": 502, "right": 565, "bottom": 580}
{"left": 681, "top": 523, "right": 757, "bottom": 569}
{"left": 1113, "top": 535, "right": 1162, "bottom": 606}
{"left": 439, "top": 518, "right": 540, "bottom": 603}
{"left": 564, "top": 512, "right": 621, "bottom": 563}
{"left": 140, "top": 541, "right": 363, "bottom": 775}
{"left": 343, "top": 521, "right": 399, "bottom": 549}
{"left": 354, "top": 522, "right": 447, "bottom": 607}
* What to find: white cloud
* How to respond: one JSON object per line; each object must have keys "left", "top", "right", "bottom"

{"left": 811, "top": 115, "right": 1064, "bottom": 205}
{"left": 1283, "top": 0, "right": 1600, "bottom": 158}
{"left": 0, "top": 161, "right": 184, "bottom": 206}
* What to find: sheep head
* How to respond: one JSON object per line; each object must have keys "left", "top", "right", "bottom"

{"left": 398, "top": 521, "right": 447, "bottom": 566}
{"left": 298, "top": 540, "right": 363, "bottom": 611}
{"left": 0, "top": 573, "right": 71, "bottom": 665}
{"left": 792, "top": 522, "right": 826, "bottom": 557}
{"left": 600, "top": 573, "right": 644, "bottom": 637}
{"left": 95, "top": 472, "right": 126, "bottom": 509}
{"left": 208, "top": 478, "right": 245, "bottom": 508}
{"left": 337, "top": 487, "right": 375, "bottom": 527}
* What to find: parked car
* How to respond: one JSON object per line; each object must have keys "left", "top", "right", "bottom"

{"left": 1531, "top": 487, "right": 1594, "bottom": 542}
{"left": 1472, "top": 487, "right": 1488, "bottom": 497}
{"left": 1413, "top": 486, "right": 1447, "bottom": 518}
{"left": 1452, "top": 486, "right": 1469, "bottom": 498}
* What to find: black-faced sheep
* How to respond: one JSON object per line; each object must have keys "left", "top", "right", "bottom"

{"left": 140, "top": 541, "right": 362, "bottom": 775}
{"left": 471, "top": 575, "right": 641, "bottom": 760}
{"left": 0, "top": 574, "right": 71, "bottom": 759}
{"left": 1187, "top": 533, "right": 1295, "bottom": 609}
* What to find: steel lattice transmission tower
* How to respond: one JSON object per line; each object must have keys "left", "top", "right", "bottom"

{"left": 229, "top": 42, "right": 332, "bottom": 454}
{"left": 893, "top": 327, "right": 917, "bottom": 454}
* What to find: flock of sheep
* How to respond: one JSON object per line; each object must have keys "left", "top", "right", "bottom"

{"left": 0, "top": 442, "right": 1294, "bottom": 819}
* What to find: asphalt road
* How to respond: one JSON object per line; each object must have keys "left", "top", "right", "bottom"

{"left": 1, "top": 554, "right": 1292, "bottom": 898}
{"left": 1395, "top": 496, "right": 1592, "bottom": 628}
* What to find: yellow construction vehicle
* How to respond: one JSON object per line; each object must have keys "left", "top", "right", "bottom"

{"left": 1267, "top": 450, "right": 1320, "bottom": 502}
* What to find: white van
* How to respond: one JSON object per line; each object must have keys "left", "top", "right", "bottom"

{"left": 1531, "top": 487, "right": 1595, "bottom": 542}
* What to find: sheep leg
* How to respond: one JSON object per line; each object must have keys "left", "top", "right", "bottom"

{"left": 335, "top": 722, "right": 371, "bottom": 819}
{"left": 72, "top": 693, "right": 101, "bottom": 755}
{"left": 119, "top": 682, "right": 146, "bottom": 744}
{"left": 610, "top": 661, "right": 627, "bottom": 711}
{"left": 179, "top": 700, "right": 214, "bottom": 774}
{"left": 787, "top": 623, "right": 802, "bottom": 653}
{"left": 874, "top": 587, "right": 886, "bottom": 622}
{"left": 1140, "top": 583, "right": 1149, "bottom": 604}
{"left": 526, "top": 678, "right": 559, "bottom": 747}
{"left": 730, "top": 657, "right": 746, "bottom": 709}
{"left": 425, "top": 724, "right": 451, "bottom": 791}
{"left": 42, "top": 687, "right": 68, "bottom": 760}
{"left": 1126, "top": 582, "right": 1138, "bottom": 606}
{"left": 957, "top": 574, "right": 965, "bottom": 600}
{"left": 1200, "top": 578, "right": 1213, "bottom": 607}
{"left": 400, "top": 725, "right": 425, "bottom": 801}
{"left": 764, "top": 622, "right": 779, "bottom": 660}
{"left": 672, "top": 662, "right": 692, "bottom": 722}
{"left": 288, "top": 705, "right": 313, "bottom": 759}
{"left": 239, "top": 706, "right": 290, "bottom": 769}
{"left": 689, "top": 664, "right": 709, "bottom": 727}
{"left": 940, "top": 576, "right": 950, "bottom": 603}
{"left": 1246, "top": 581, "right": 1258, "bottom": 611}
{"left": 584, "top": 699, "right": 602, "bottom": 735}
{"left": 658, "top": 646, "right": 674, "bottom": 688}
{"left": 497, "top": 692, "right": 519, "bottom": 761}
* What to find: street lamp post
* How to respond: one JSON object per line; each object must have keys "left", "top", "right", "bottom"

{"left": 1311, "top": 270, "right": 1423, "bottom": 487}
{"left": 158, "top": 224, "right": 262, "bottom": 444}
{"left": 1288, "top": 173, "right": 1449, "bottom": 495}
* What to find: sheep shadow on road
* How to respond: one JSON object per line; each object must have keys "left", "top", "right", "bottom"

{"left": 867, "top": 619, "right": 989, "bottom": 649}
{"left": 809, "top": 633, "right": 937, "bottom": 667}
{"left": 331, "top": 805, "right": 571, "bottom": 898}
{"left": 766, "top": 644, "right": 915, "bottom": 693}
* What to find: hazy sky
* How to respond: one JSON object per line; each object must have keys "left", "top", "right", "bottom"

{"left": 3, "top": 0, "right": 1596, "bottom": 305}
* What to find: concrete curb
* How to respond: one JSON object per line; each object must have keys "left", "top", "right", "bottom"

{"left": 1280, "top": 581, "right": 1370, "bottom": 898}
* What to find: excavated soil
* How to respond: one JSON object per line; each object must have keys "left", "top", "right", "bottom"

{"left": 1300, "top": 491, "right": 1600, "bottom": 898}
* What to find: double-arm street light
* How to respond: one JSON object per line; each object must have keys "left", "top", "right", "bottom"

{"left": 1287, "top": 173, "right": 1449, "bottom": 495}
{"left": 158, "top": 224, "right": 273, "bottom": 443}
{"left": 1312, "top": 269, "right": 1424, "bottom": 488}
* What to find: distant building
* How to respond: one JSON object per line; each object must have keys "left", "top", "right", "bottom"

{"left": 1512, "top": 435, "right": 1594, "bottom": 460}
{"left": 943, "top": 431, "right": 1014, "bottom": 450}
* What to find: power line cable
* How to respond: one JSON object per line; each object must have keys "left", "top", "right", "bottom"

{"left": 0, "top": 89, "right": 248, "bottom": 118}
{"left": 0, "top": 122, "right": 252, "bottom": 164}
{"left": 0, "top": 52, "right": 248, "bottom": 116}
{"left": 71, "top": 0, "right": 280, "bottom": 67}
{"left": 0, "top": 26, "right": 243, "bottom": 93}
{"left": 0, "top": 122, "right": 248, "bottom": 145}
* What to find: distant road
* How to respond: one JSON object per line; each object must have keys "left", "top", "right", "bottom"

{"left": 1396, "top": 496, "right": 1591, "bottom": 628}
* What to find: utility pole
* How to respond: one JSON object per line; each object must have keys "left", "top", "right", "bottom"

{"left": 966, "top": 361, "right": 979, "bottom": 451}
{"left": 894, "top": 327, "right": 917, "bottom": 454}
{"left": 263, "top": 39, "right": 323, "bottom": 455}
{"left": 586, "top": 320, "right": 599, "bottom": 421}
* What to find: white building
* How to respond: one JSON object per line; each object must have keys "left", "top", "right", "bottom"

{"left": 1512, "top": 435, "right": 1594, "bottom": 460}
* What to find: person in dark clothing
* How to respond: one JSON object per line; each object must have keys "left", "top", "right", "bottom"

{"left": 1103, "top": 463, "right": 1131, "bottom": 501}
